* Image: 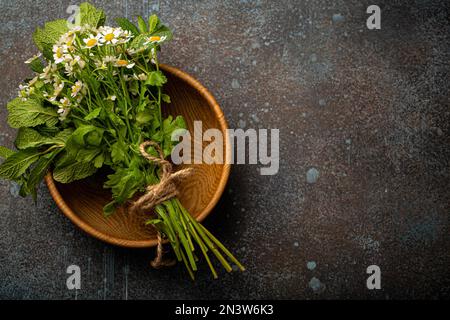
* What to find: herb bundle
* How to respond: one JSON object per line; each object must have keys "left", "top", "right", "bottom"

{"left": 0, "top": 3, "right": 244, "bottom": 279}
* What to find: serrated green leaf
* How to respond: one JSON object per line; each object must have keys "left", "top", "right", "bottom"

{"left": 53, "top": 160, "right": 97, "bottom": 183}
{"left": 0, "top": 146, "right": 15, "bottom": 160}
{"left": 79, "top": 2, "right": 106, "bottom": 27}
{"left": 93, "top": 152, "right": 105, "bottom": 168}
{"left": 115, "top": 17, "right": 139, "bottom": 36}
{"left": 110, "top": 141, "right": 127, "bottom": 164}
{"left": 146, "top": 71, "right": 167, "bottom": 87}
{"left": 15, "top": 128, "right": 48, "bottom": 149}
{"left": 7, "top": 98, "right": 58, "bottom": 129}
{"left": 0, "top": 148, "right": 41, "bottom": 179}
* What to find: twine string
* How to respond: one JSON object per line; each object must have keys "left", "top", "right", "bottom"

{"left": 130, "top": 141, "right": 192, "bottom": 269}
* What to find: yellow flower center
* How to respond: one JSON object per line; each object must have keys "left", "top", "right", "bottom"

{"left": 149, "top": 36, "right": 161, "bottom": 42}
{"left": 105, "top": 33, "right": 115, "bottom": 41}
{"left": 56, "top": 49, "right": 63, "bottom": 58}
{"left": 87, "top": 38, "right": 97, "bottom": 47}
{"left": 117, "top": 60, "right": 128, "bottom": 66}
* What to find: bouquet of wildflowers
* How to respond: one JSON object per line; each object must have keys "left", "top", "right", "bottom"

{"left": 0, "top": 3, "right": 244, "bottom": 279}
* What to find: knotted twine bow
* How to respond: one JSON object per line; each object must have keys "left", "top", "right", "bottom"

{"left": 130, "top": 141, "right": 193, "bottom": 269}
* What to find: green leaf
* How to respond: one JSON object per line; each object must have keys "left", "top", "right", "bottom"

{"left": 110, "top": 141, "right": 127, "bottom": 164}
{"left": 136, "top": 110, "right": 152, "bottom": 125}
{"left": 0, "top": 148, "right": 41, "bottom": 180}
{"left": 84, "top": 108, "right": 102, "bottom": 121}
{"left": 148, "top": 15, "right": 160, "bottom": 33}
{"left": 137, "top": 16, "right": 148, "bottom": 33}
{"left": 103, "top": 201, "right": 117, "bottom": 216}
{"left": 53, "top": 160, "right": 97, "bottom": 184}
{"left": 93, "top": 152, "right": 105, "bottom": 168}
{"left": 26, "top": 149, "right": 61, "bottom": 197}
{"left": 33, "top": 19, "right": 69, "bottom": 59}
{"left": 28, "top": 57, "right": 44, "bottom": 73}
{"left": 79, "top": 2, "right": 106, "bottom": 27}
{"left": 15, "top": 128, "right": 48, "bottom": 149}
{"left": 0, "top": 146, "right": 15, "bottom": 160}
{"left": 162, "top": 115, "right": 187, "bottom": 157}
{"left": 115, "top": 17, "right": 139, "bottom": 36}
{"left": 104, "top": 163, "right": 144, "bottom": 206}
{"left": 161, "top": 94, "right": 171, "bottom": 104}
{"left": 146, "top": 71, "right": 167, "bottom": 87}
{"left": 66, "top": 125, "right": 104, "bottom": 150}
{"left": 7, "top": 98, "right": 58, "bottom": 129}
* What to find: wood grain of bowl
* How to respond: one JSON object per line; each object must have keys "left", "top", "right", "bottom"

{"left": 44, "top": 64, "right": 231, "bottom": 248}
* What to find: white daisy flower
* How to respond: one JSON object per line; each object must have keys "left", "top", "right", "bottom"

{"left": 133, "top": 73, "right": 148, "bottom": 81}
{"left": 83, "top": 34, "right": 101, "bottom": 49}
{"left": 53, "top": 45, "right": 66, "bottom": 64}
{"left": 115, "top": 59, "right": 135, "bottom": 69}
{"left": 49, "top": 81, "right": 64, "bottom": 101}
{"left": 60, "top": 97, "right": 71, "bottom": 107}
{"left": 57, "top": 106, "right": 70, "bottom": 121}
{"left": 40, "top": 63, "right": 58, "bottom": 83}
{"left": 144, "top": 35, "right": 167, "bottom": 46}
{"left": 99, "top": 27, "right": 122, "bottom": 45}
{"left": 70, "top": 81, "right": 84, "bottom": 98}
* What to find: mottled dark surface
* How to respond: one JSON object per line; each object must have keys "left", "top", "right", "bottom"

{"left": 0, "top": 0, "right": 449, "bottom": 300}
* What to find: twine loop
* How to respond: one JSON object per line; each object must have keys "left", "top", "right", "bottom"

{"left": 130, "top": 141, "right": 192, "bottom": 269}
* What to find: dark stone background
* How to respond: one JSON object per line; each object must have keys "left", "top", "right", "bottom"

{"left": 0, "top": 0, "right": 449, "bottom": 299}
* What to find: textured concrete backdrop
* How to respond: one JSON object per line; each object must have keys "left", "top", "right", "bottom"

{"left": 0, "top": 0, "right": 449, "bottom": 299}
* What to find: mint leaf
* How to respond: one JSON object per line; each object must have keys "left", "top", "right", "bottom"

{"left": 115, "top": 17, "right": 139, "bottom": 36}
{"left": 79, "top": 2, "right": 106, "bottom": 27}
{"left": 7, "top": 98, "right": 58, "bottom": 129}
{"left": 53, "top": 160, "right": 97, "bottom": 183}
{"left": 0, "top": 148, "right": 41, "bottom": 179}
{"left": 0, "top": 146, "right": 15, "bottom": 160}
{"left": 26, "top": 149, "right": 61, "bottom": 198}
{"left": 15, "top": 128, "right": 48, "bottom": 149}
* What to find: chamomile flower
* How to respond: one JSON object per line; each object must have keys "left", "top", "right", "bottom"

{"left": 18, "top": 84, "right": 34, "bottom": 100}
{"left": 40, "top": 63, "right": 58, "bottom": 83}
{"left": 83, "top": 34, "right": 101, "bottom": 49}
{"left": 115, "top": 59, "right": 135, "bottom": 69}
{"left": 49, "top": 81, "right": 65, "bottom": 101}
{"left": 71, "top": 81, "right": 84, "bottom": 98}
{"left": 99, "top": 27, "right": 122, "bottom": 45}
{"left": 144, "top": 35, "right": 166, "bottom": 45}
{"left": 133, "top": 73, "right": 148, "bottom": 81}
{"left": 57, "top": 106, "right": 70, "bottom": 121}
{"left": 60, "top": 97, "right": 71, "bottom": 107}
{"left": 53, "top": 45, "right": 66, "bottom": 64}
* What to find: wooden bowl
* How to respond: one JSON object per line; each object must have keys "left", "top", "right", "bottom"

{"left": 44, "top": 64, "right": 231, "bottom": 248}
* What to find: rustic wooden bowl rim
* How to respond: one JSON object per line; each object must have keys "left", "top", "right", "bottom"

{"left": 45, "top": 64, "right": 231, "bottom": 248}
